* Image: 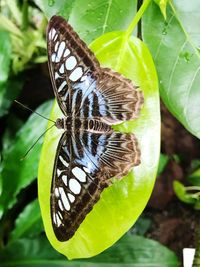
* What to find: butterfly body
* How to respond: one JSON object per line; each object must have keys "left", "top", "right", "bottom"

{"left": 47, "top": 16, "right": 143, "bottom": 241}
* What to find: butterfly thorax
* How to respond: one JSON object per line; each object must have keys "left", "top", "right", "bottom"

{"left": 56, "top": 117, "right": 113, "bottom": 133}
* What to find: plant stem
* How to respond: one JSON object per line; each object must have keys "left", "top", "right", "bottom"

{"left": 125, "top": 0, "right": 151, "bottom": 38}
{"left": 22, "top": 0, "right": 28, "bottom": 30}
{"left": 186, "top": 186, "right": 200, "bottom": 191}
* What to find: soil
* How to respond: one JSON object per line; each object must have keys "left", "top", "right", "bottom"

{"left": 145, "top": 103, "right": 200, "bottom": 266}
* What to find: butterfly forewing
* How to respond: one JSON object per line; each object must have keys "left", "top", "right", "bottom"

{"left": 47, "top": 15, "right": 144, "bottom": 241}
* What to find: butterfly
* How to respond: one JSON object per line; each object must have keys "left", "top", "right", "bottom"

{"left": 47, "top": 15, "right": 144, "bottom": 241}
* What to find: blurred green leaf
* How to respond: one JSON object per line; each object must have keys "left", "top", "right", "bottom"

{"left": 131, "top": 216, "right": 152, "bottom": 236}
{"left": 172, "top": 0, "right": 200, "bottom": 48}
{"left": 188, "top": 168, "right": 200, "bottom": 186}
{"left": 194, "top": 200, "right": 200, "bottom": 210}
{"left": 0, "top": 30, "right": 12, "bottom": 116}
{"left": 91, "top": 235, "right": 179, "bottom": 266}
{"left": 0, "top": 100, "right": 53, "bottom": 216}
{"left": 157, "top": 153, "right": 169, "bottom": 175}
{"left": 173, "top": 180, "right": 197, "bottom": 204}
{"left": 68, "top": 0, "right": 137, "bottom": 44}
{"left": 154, "top": 0, "right": 169, "bottom": 19}
{"left": 0, "top": 76, "right": 24, "bottom": 117}
{"left": 10, "top": 199, "right": 43, "bottom": 242}
{"left": 0, "top": 235, "right": 179, "bottom": 267}
{"left": 143, "top": 0, "right": 200, "bottom": 138}
{"left": 35, "top": 0, "right": 137, "bottom": 44}
{"left": 2, "top": 114, "right": 23, "bottom": 151}
{"left": 34, "top": 0, "right": 74, "bottom": 19}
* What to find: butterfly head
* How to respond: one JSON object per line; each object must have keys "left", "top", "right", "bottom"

{"left": 55, "top": 118, "right": 64, "bottom": 129}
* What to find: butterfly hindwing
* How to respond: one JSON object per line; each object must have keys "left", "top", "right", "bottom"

{"left": 51, "top": 129, "right": 140, "bottom": 241}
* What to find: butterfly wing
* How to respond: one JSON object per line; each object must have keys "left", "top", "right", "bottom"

{"left": 47, "top": 15, "right": 100, "bottom": 116}
{"left": 47, "top": 15, "right": 144, "bottom": 241}
{"left": 47, "top": 16, "right": 143, "bottom": 121}
{"left": 51, "top": 130, "right": 140, "bottom": 241}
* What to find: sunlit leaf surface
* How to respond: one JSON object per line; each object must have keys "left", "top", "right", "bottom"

{"left": 143, "top": 0, "right": 200, "bottom": 138}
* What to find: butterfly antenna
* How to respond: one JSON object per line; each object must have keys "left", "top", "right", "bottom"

{"left": 14, "top": 100, "right": 56, "bottom": 123}
{"left": 20, "top": 123, "right": 55, "bottom": 161}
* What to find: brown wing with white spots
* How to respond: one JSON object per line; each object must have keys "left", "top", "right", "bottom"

{"left": 51, "top": 130, "right": 140, "bottom": 241}
{"left": 47, "top": 15, "right": 100, "bottom": 116}
{"left": 47, "top": 16, "right": 143, "bottom": 123}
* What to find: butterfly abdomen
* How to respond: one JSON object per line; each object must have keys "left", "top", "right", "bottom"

{"left": 60, "top": 117, "right": 113, "bottom": 133}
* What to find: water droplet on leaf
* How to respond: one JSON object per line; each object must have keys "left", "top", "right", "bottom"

{"left": 162, "top": 28, "right": 167, "bottom": 35}
{"left": 179, "top": 51, "right": 192, "bottom": 63}
{"left": 48, "top": 0, "right": 55, "bottom": 6}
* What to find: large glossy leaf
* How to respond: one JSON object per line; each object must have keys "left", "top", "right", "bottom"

{"left": 35, "top": 0, "right": 137, "bottom": 44}
{"left": 38, "top": 29, "right": 160, "bottom": 258}
{"left": 68, "top": 0, "right": 137, "bottom": 44}
{"left": 0, "top": 235, "right": 179, "bottom": 267}
{"left": 143, "top": 0, "right": 200, "bottom": 138}
{"left": 0, "top": 100, "right": 53, "bottom": 217}
{"left": 34, "top": 0, "right": 74, "bottom": 19}
{"left": 10, "top": 199, "right": 43, "bottom": 242}
{"left": 0, "top": 30, "right": 12, "bottom": 117}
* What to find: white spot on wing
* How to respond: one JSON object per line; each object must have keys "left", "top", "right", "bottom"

{"left": 83, "top": 166, "right": 90, "bottom": 173}
{"left": 56, "top": 214, "right": 61, "bottom": 226}
{"left": 55, "top": 72, "right": 60, "bottom": 80}
{"left": 59, "top": 155, "right": 69, "bottom": 167}
{"left": 69, "top": 179, "right": 81, "bottom": 194}
{"left": 51, "top": 53, "right": 56, "bottom": 62}
{"left": 58, "top": 200, "right": 64, "bottom": 211}
{"left": 49, "top": 28, "right": 56, "bottom": 40}
{"left": 53, "top": 34, "right": 58, "bottom": 41}
{"left": 68, "top": 193, "right": 75, "bottom": 203}
{"left": 72, "top": 167, "right": 86, "bottom": 182}
{"left": 54, "top": 41, "right": 59, "bottom": 52}
{"left": 65, "top": 56, "right": 77, "bottom": 70}
{"left": 64, "top": 48, "right": 70, "bottom": 57}
{"left": 58, "top": 211, "right": 63, "bottom": 219}
{"left": 57, "top": 41, "right": 65, "bottom": 60}
{"left": 80, "top": 75, "right": 87, "bottom": 82}
{"left": 59, "top": 187, "right": 70, "bottom": 211}
{"left": 55, "top": 187, "right": 59, "bottom": 197}
{"left": 53, "top": 212, "right": 56, "bottom": 224}
{"left": 57, "top": 169, "right": 62, "bottom": 177}
{"left": 59, "top": 64, "right": 65, "bottom": 74}
{"left": 69, "top": 67, "right": 83, "bottom": 81}
{"left": 58, "top": 81, "right": 67, "bottom": 93}
{"left": 62, "top": 175, "right": 68, "bottom": 186}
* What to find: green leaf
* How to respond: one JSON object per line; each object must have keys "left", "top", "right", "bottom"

{"left": 154, "top": 0, "right": 169, "bottom": 19}
{"left": 68, "top": 0, "right": 137, "bottom": 44}
{"left": 38, "top": 30, "right": 160, "bottom": 258}
{"left": 173, "top": 181, "right": 196, "bottom": 204}
{"left": 0, "top": 30, "right": 12, "bottom": 117}
{"left": 188, "top": 168, "right": 200, "bottom": 186}
{"left": 0, "top": 100, "right": 53, "bottom": 216}
{"left": 131, "top": 215, "right": 152, "bottom": 235}
{"left": 91, "top": 235, "right": 179, "bottom": 266}
{"left": 0, "top": 235, "right": 179, "bottom": 267}
{"left": 10, "top": 199, "right": 43, "bottom": 242}
{"left": 35, "top": 0, "right": 137, "bottom": 44}
{"left": 34, "top": 0, "right": 74, "bottom": 19}
{"left": 157, "top": 153, "right": 169, "bottom": 175}
{"left": 143, "top": 0, "right": 200, "bottom": 139}
{"left": 0, "top": 76, "right": 24, "bottom": 117}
